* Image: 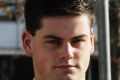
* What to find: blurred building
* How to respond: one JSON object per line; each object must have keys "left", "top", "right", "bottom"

{"left": 1, "top": 0, "right": 116, "bottom": 80}
{"left": 0, "top": 0, "right": 99, "bottom": 80}
{"left": 0, "top": 1, "right": 34, "bottom": 80}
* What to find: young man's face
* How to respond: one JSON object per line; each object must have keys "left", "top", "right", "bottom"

{"left": 22, "top": 15, "right": 94, "bottom": 80}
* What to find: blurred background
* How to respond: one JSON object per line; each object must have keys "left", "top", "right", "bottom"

{"left": 0, "top": 0, "right": 119, "bottom": 80}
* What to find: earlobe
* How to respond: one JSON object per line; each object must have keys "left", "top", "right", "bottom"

{"left": 22, "top": 31, "right": 33, "bottom": 57}
{"left": 90, "top": 32, "right": 95, "bottom": 55}
{"left": 90, "top": 43, "right": 94, "bottom": 55}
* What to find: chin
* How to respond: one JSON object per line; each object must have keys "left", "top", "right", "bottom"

{"left": 56, "top": 74, "right": 77, "bottom": 80}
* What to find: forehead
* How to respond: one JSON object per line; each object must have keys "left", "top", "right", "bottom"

{"left": 42, "top": 15, "right": 90, "bottom": 25}
{"left": 35, "top": 15, "right": 91, "bottom": 38}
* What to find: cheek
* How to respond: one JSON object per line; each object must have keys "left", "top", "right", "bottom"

{"left": 83, "top": 50, "right": 91, "bottom": 69}
{"left": 82, "top": 45, "right": 91, "bottom": 64}
{"left": 33, "top": 53, "right": 46, "bottom": 70}
{"left": 79, "top": 44, "right": 91, "bottom": 71}
{"left": 78, "top": 53, "right": 90, "bottom": 74}
{"left": 33, "top": 49, "right": 55, "bottom": 73}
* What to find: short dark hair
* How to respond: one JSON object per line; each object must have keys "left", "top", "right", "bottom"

{"left": 24, "top": 0, "right": 95, "bottom": 36}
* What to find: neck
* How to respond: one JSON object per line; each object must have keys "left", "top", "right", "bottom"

{"left": 33, "top": 78, "right": 86, "bottom": 80}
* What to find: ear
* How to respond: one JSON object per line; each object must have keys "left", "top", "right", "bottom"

{"left": 22, "top": 31, "right": 33, "bottom": 57}
{"left": 90, "top": 31, "right": 95, "bottom": 55}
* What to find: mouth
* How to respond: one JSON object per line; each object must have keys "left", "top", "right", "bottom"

{"left": 53, "top": 65, "right": 78, "bottom": 74}
{"left": 54, "top": 64, "right": 78, "bottom": 70}
{"left": 54, "top": 65, "right": 76, "bottom": 68}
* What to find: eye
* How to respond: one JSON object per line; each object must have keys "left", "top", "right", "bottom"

{"left": 71, "top": 38, "right": 85, "bottom": 46}
{"left": 46, "top": 39, "right": 62, "bottom": 46}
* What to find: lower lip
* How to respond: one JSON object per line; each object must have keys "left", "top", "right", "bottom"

{"left": 55, "top": 66, "right": 76, "bottom": 74}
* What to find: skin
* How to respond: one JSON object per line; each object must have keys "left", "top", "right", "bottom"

{"left": 22, "top": 15, "right": 94, "bottom": 80}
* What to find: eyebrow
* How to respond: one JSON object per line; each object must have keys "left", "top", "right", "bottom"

{"left": 43, "top": 35, "right": 63, "bottom": 40}
{"left": 71, "top": 35, "right": 88, "bottom": 40}
{"left": 43, "top": 34, "right": 88, "bottom": 40}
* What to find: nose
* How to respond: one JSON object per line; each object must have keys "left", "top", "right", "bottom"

{"left": 58, "top": 42, "right": 75, "bottom": 60}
